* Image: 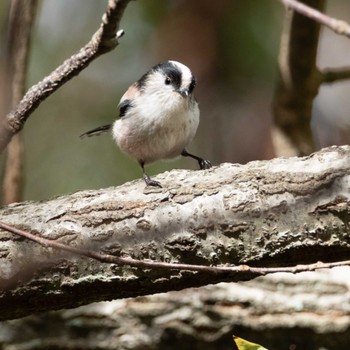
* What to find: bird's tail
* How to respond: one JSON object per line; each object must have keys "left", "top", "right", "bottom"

{"left": 80, "top": 124, "right": 112, "bottom": 138}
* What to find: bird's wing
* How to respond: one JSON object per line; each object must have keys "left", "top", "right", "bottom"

{"left": 118, "top": 83, "right": 140, "bottom": 118}
{"left": 119, "top": 99, "right": 133, "bottom": 118}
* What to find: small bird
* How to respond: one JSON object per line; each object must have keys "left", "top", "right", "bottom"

{"left": 80, "top": 60, "right": 211, "bottom": 187}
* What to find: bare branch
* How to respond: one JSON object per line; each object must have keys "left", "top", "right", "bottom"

{"left": 281, "top": 0, "right": 350, "bottom": 38}
{"left": 1, "top": 220, "right": 350, "bottom": 277}
{"left": 321, "top": 66, "right": 350, "bottom": 84}
{"left": 0, "top": 0, "right": 131, "bottom": 153}
{"left": 1, "top": 277, "right": 348, "bottom": 348}
{"left": 2, "top": 135, "right": 24, "bottom": 204}
{"left": 2, "top": 0, "right": 38, "bottom": 204}
{"left": 0, "top": 145, "right": 350, "bottom": 319}
{"left": 274, "top": 1, "right": 350, "bottom": 157}
{"left": 273, "top": 0, "right": 324, "bottom": 156}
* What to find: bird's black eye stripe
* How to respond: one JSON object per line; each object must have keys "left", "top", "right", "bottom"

{"left": 188, "top": 76, "right": 196, "bottom": 94}
{"left": 153, "top": 62, "right": 182, "bottom": 90}
{"left": 119, "top": 99, "right": 132, "bottom": 118}
{"left": 163, "top": 68, "right": 181, "bottom": 89}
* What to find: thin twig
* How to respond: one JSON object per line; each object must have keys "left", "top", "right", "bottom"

{"left": 0, "top": 0, "right": 130, "bottom": 153}
{"left": 1, "top": 221, "right": 350, "bottom": 278}
{"left": 321, "top": 67, "right": 350, "bottom": 84}
{"left": 281, "top": 0, "right": 350, "bottom": 38}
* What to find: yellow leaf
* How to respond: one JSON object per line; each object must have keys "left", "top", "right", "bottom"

{"left": 233, "top": 335, "right": 268, "bottom": 350}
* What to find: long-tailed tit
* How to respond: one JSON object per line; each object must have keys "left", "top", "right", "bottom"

{"left": 80, "top": 60, "right": 211, "bottom": 187}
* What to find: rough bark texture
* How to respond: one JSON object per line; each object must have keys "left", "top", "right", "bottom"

{"left": 273, "top": 0, "right": 325, "bottom": 156}
{"left": 1, "top": 145, "right": 350, "bottom": 320}
{"left": 1, "top": 269, "right": 350, "bottom": 350}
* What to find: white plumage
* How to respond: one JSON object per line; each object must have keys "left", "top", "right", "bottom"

{"left": 81, "top": 60, "right": 211, "bottom": 187}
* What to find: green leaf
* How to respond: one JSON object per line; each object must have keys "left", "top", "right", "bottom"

{"left": 233, "top": 336, "right": 268, "bottom": 350}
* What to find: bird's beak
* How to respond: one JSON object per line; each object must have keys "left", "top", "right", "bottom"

{"left": 178, "top": 89, "right": 189, "bottom": 97}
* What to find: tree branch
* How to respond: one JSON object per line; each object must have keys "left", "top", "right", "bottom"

{"left": 0, "top": 145, "right": 350, "bottom": 320}
{"left": 281, "top": 0, "right": 350, "bottom": 38}
{"left": 273, "top": 0, "right": 324, "bottom": 157}
{"left": 274, "top": 0, "right": 350, "bottom": 157}
{"left": 2, "top": 0, "right": 38, "bottom": 204}
{"left": 1, "top": 273, "right": 350, "bottom": 349}
{"left": 1, "top": 220, "right": 350, "bottom": 276}
{"left": 0, "top": 0, "right": 130, "bottom": 153}
{"left": 321, "top": 66, "right": 350, "bottom": 84}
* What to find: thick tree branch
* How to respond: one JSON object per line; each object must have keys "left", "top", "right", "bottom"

{"left": 2, "top": 275, "right": 347, "bottom": 349}
{"left": 0, "top": 145, "right": 350, "bottom": 320}
{"left": 1, "top": 220, "right": 350, "bottom": 275}
{"left": 274, "top": 1, "right": 350, "bottom": 157}
{"left": 0, "top": 0, "right": 130, "bottom": 153}
{"left": 273, "top": 0, "right": 324, "bottom": 156}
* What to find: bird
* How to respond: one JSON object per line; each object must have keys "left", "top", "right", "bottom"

{"left": 80, "top": 60, "right": 211, "bottom": 187}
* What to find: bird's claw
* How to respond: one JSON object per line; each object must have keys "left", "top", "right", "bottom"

{"left": 143, "top": 174, "right": 162, "bottom": 188}
{"left": 199, "top": 159, "right": 212, "bottom": 170}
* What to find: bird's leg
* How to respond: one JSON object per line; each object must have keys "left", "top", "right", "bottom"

{"left": 181, "top": 149, "right": 212, "bottom": 170}
{"left": 140, "top": 161, "right": 162, "bottom": 188}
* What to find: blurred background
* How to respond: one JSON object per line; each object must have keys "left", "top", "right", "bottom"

{"left": 0, "top": 0, "right": 349, "bottom": 201}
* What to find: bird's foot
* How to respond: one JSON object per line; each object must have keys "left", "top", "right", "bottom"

{"left": 181, "top": 149, "right": 212, "bottom": 170}
{"left": 198, "top": 158, "right": 212, "bottom": 170}
{"left": 143, "top": 174, "right": 162, "bottom": 188}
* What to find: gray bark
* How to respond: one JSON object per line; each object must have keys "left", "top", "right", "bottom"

{"left": 1, "top": 270, "right": 350, "bottom": 349}
{"left": 1, "top": 145, "right": 350, "bottom": 320}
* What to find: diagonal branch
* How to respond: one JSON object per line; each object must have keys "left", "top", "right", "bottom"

{"left": 281, "top": 0, "right": 350, "bottom": 38}
{"left": 0, "top": 0, "right": 130, "bottom": 153}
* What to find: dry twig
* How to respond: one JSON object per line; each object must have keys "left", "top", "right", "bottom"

{"left": 0, "top": 220, "right": 349, "bottom": 277}
{"left": 281, "top": 0, "right": 350, "bottom": 38}
{"left": 321, "top": 66, "right": 350, "bottom": 84}
{"left": 0, "top": 0, "right": 130, "bottom": 153}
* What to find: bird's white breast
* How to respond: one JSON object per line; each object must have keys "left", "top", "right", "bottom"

{"left": 112, "top": 93, "right": 199, "bottom": 164}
